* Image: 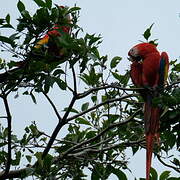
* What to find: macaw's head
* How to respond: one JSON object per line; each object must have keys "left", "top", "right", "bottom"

{"left": 128, "top": 43, "right": 158, "bottom": 62}
{"left": 58, "top": 5, "right": 71, "bottom": 23}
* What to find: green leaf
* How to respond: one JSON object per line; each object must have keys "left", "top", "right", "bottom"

{"left": 86, "top": 131, "right": 96, "bottom": 139}
{"left": 21, "top": 10, "right": 31, "bottom": 19}
{"left": 1, "top": 24, "right": 14, "bottom": 29}
{"left": 53, "top": 69, "right": 65, "bottom": 76}
{"left": 76, "top": 117, "right": 91, "bottom": 126}
{"left": 44, "top": 76, "right": 53, "bottom": 93}
{"left": 33, "top": 0, "right": 46, "bottom": 7}
{"left": 26, "top": 155, "right": 32, "bottom": 163}
{"left": 43, "top": 154, "right": 53, "bottom": 171}
{"left": 54, "top": 78, "right": 67, "bottom": 90}
{"left": 35, "top": 152, "right": 43, "bottom": 167}
{"left": 17, "top": 1, "right": 25, "bottom": 12}
{"left": 111, "top": 168, "right": 127, "bottom": 180}
{"left": 0, "top": 35, "right": 15, "bottom": 47}
{"left": 30, "top": 92, "right": 37, "bottom": 104}
{"left": 81, "top": 102, "right": 89, "bottom": 111}
{"left": 63, "top": 107, "right": 79, "bottom": 114}
{"left": 143, "top": 23, "right": 154, "bottom": 41}
{"left": 91, "top": 47, "right": 100, "bottom": 59}
{"left": 5, "top": 14, "right": 10, "bottom": 24}
{"left": 110, "top": 56, "right": 122, "bottom": 69}
{"left": 9, "top": 33, "right": 19, "bottom": 41}
{"left": 23, "top": 168, "right": 34, "bottom": 177}
{"left": 45, "top": 0, "right": 52, "bottom": 9}
{"left": 150, "top": 167, "right": 158, "bottom": 180}
{"left": 172, "top": 158, "right": 180, "bottom": 166}
{"left": 91, "top": 95, "right": 97, "bottom": 103}
{"left": 29, "top": 123, "right": 39, "bottom": 137}
{"left": 112, "top": 71, "right": 129, "bottom": 86}
{"left": 131, "top": 145, "right": 139, "bottom": 155}
{"left": 68, "top": 7, "right": 81, "bottom": 14}
{"left": 112, "top": 71, "right": 122, "bottom": 81}
{"left": 160, "top": 171, "right": 171, "bottom": 180}
{"left": 12, "top": 151, "right": 21, "bottom": 166}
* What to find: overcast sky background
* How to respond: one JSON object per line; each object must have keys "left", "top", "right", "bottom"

{"left": 0, "top": 0, "right": 180, "bottom": 179}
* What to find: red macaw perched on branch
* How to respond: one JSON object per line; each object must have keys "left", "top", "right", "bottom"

{"left": 128, "top": 43, "right": 169, "bottom": 180}
{"left": 0, "top": 6, "right": 71, "bottom": 83}
{"left": 34, "top": 6, "right": 71, "bottom": 57}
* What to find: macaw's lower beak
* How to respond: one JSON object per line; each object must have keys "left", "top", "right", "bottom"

{"left": 127, "top": 56, "right": 133, "bottom": 62}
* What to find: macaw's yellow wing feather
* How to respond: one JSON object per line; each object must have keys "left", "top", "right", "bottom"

{"left": 34, "top": 35, "right": 49, "bottom": 49}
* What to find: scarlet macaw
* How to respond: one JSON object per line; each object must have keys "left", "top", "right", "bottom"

{"left": 34, "top": 6, "right": 71, "bottom": 57}
{"left": 128, "top": 43, "right": 169, "bottom": 180}
{"left": 0, "top": 6, "right": 71, "bottom": 83}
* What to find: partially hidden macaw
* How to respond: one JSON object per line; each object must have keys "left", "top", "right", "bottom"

{"left": 0, "top": 6, "right": 71, "bottom": 83}
{"left": 128, "top": 43, "right": 169, "bottom": 180}
{"left": 34, "top": 6, "right": 71, "bottom": 57}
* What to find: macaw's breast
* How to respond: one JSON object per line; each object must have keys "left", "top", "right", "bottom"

{"left": 130, "top": 61, "right": 143, "bottom": 87}
{"left": 142, "top": 52, "right": 161, "bottom": 87}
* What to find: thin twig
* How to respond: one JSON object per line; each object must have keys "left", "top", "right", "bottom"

{"left": 42, "top": 91, "right": 62, "bottom": 122}
{"left": 165, "top": 80, "right": 180, "bottom": 89}
{"left": 40, "top": 131, "right": 77, "bottom": 145}
{"left": 0, "top": 116, "right": 8, "bottom": 119}
{"left": 73, "top": 137, "right": 113, "bottom": 153}
{"left": 72, "top": 66, "right": 77, "bottom": 94}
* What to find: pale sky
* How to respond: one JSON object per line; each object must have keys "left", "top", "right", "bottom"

{"left": 0, "top": 0, "right": 180, "bottom": 179}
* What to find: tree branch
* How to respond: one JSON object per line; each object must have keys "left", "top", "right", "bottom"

{"left": 42, "top": 123, "right": 63, "bottom": 159}
{"left": 156, "top": 153, "right": 180, "bottom": 173}
{"left": 0, "top": 95, "right": 12, "bottom": 179}
{"left": 42, "top": 95, "right": 77, "bottom": 159}
{"left": 0, "top": 167, "right": 31, "bottom": 179}
{"left": 67, "top": 139, "right": 144, "bottom": 157}
{"left": 67, "top": 93, "right": 138, "bottom": 121}
{"left": 77, "top": 84, "right": 141, "bottom": 99}
{"left": 59, "top": 108, "right": 141, "bottom": 160}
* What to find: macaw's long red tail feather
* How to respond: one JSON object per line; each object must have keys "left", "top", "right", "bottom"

{"left": 144, "top": 100, "right": 160, "bottom": 180}
{"left": 146, "top": 134, "right": 154, "bottom": 180}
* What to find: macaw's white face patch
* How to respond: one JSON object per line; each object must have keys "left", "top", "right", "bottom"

{"left": 129, "top": 47, "right": 139, "bottom": 57}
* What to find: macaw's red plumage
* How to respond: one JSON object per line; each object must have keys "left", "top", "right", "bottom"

{"left": 128, "top": 43, "right": 169, "bottom": 180}
{"left": 0, "top": 6, "right": 71, "bottom": 83}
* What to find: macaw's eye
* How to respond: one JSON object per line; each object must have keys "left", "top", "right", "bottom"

{"left": 128, "top": 55, "right": 142, "bottom": 62}
{"left": 134, "top": 56, "right": 142, "bottom": 61}
{"left": 129, "top": 48, "right": 134, "bottom": 55}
